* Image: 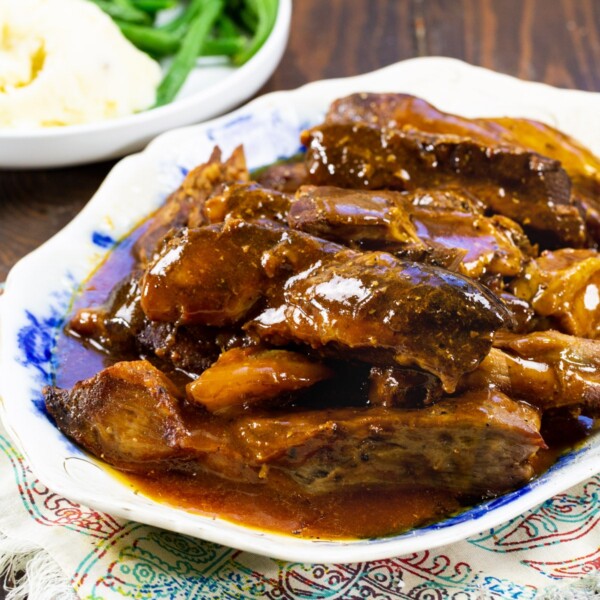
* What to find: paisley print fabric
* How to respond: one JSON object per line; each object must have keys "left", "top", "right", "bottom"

{"left": 0, "top": 423, "right": 598, "bottom": 599}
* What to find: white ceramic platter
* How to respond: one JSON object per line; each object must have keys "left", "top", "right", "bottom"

{"left": 0, "top": 0, "right": 291, "bottom": 169}
{"left": 1, "top": 57, "right": 600, "bottom": 564}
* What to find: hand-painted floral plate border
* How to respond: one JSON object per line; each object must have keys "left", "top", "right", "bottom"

{"left": 1, "top": 57, "right": 599, "bottom": 564}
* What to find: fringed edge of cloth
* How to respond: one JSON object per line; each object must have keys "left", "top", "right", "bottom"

{"left": 0, "top": 534, "right": 77, "bottom": 600}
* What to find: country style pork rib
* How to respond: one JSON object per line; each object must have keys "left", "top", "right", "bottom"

{"left": 460, "top": 330, "right": 600, "bottom": 416}
{"left": 326, "top": 92, "right": 600, "bottom": 244}
{"left": 289, "top": 185, "right": 532, "bottom": 279}
{"left": 140, "top": 219, "right": 509, "bottom": 392}
{"left": 302, "top": 122, "right": 585, "bottom": 248}
{"left": 44, "top": 361, "right": 544, "bottom": 496}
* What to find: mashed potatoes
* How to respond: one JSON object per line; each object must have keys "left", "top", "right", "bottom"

{"left": 0, "top": 0, "right": 162, "bottom": 127}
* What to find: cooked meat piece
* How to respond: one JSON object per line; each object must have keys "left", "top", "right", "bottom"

{"left": 327, "top": 92, "right": 600, "bottom": 244}
{"left": 186, "top": 347, "right": 333, "bottom": 414}
{"left": 416, "top": 209, "right": 534, "bottom": 279}
{"left": 511, "top": 248, "right": 600, "bottom": 338}
{"left": 289, "top": 185, "right": 423, "bottom": 246}
{"left": 460, "top": 330, "right": 600, "bottom": 416}
{"left": 134, "top": 146, "right": 249, "bottom": 265}
{"left": 253, "top": 160, "right": 308, "bottom": 194}
{"left": 233, "top": 388, "right": 544, "bottom": 496}
{"left": 44, "top": 361, "right": 189, "bottom": 471}
{"left": 497, "top": 292, "right": 536, "bottom": 333}
{"left": 141, "top": 219, "right": 509, "bottom": 391}
{"left": 368, "top": 366, "right": 443, "bottom": 408}
{"left": 44, "top": 360, "right": 259, "bottom": 483}
{"left": 489, "top": 119, "right": 600, "bottom": 245}
{"left": 326, "top": 92, "right": 511, "bottom": 139}
{"left": 45, "top": 363, "right": 543, "bottom": 497}
{"left": 69, "top": 272, "right": 230, "bottom": 376}
{"left": 247, "top": 250, "right": 510, "bottom": 393}
{"left": 69, "top": 272, "right": 145, "bottom": 357}
{"left": 289, "top": 185, "right": 532, "bottom": 278}
{"left": 140, "top": 223, "right": 278, "bottom": 326}
{"left": 140, "top": 220, "right": 342, "bottom": 326}
{"left": 289, "top": 185, "right": 466, "bottom": 271}
{"left": 302, "top": 122, "right": 585, "bottom": 248}
{"left": 203, "top": 182, "right": 292, "bottom": 224}
{"left": 326, "top": 93, "right": 599, "bottom": 193}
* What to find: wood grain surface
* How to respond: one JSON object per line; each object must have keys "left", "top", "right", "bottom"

{"left": 1, "top": 0, "right": 600, "bottom": 597}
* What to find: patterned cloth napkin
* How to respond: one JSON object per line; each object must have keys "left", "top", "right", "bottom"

{"left": 0, "top": 422, "right": 599, "bottom": 599}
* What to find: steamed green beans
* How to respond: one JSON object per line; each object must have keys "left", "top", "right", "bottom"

{"left": 155, "top": 0, "right": 223, "bottom": 105}
{"left": 90, "top": 0, "right": 280, "bottom": 106}
{"left": 232, "top": 0, "right": 278, "bottom": 65}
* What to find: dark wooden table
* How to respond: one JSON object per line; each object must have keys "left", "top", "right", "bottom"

{"left": 1, "top": 0, "right": 599, "bottom": 597}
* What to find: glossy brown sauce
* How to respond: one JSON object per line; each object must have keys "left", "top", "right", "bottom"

{"left": 53, "top": 212, "right": 578, "bottom": 541}
{"left": 125, "top": 471, "right": 462, "bottom": 539}
{"left": 55, "top": 226, "right": 145, "bottom": 389}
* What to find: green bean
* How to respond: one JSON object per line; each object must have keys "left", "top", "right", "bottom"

{"left": 93, "top": 0, "right": 279, "bottom": 107}
{"left": 88, "top": 0, "right": 152, "bottom": 24}
{"left": 201, "top": 36, "right": 245, "bottom": 56}
{"left": 117, "top": 22, "right": 180, "bottom": 55}
{"left": 216, "top": 13, "right": 241, "bottom": 38}
{"left": 155, "top": 0, "right": 224, "bottom": 106}
{"left": 239, "top": 4, "right": 258, "bottom": 32}
{"left": 131, "top": 0, "right": 177, "bottom": 12}
{"left": 158, "top": 0, "right": 206, "bottom": 35}
{"left": 233, "top": 0, "right": 278, "bottom": 65}
{"left": 111, "top": 0, "right": 157, "bottom": 22}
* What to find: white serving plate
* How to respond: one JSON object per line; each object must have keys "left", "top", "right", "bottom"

{"left": 1, "top": 57, "right": 600, "bottom": 564}
{"left": 0, "top": 0, "right": 291, "bottom": 169}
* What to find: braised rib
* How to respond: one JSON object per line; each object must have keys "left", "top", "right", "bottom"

{"left": 289, "top": 185, "right": 532, "bottom": 278}
{"left": 460, "top": 330, "right": 600, "bottom": 416}
{"left": 302, "top": 122, "right": 585, "bottom": 248}
{"left": 44, "top": 363, "right": 544, "bottom": 497}
{"left": 140, "top": 219, "right": 510, "bottom": 391}
{"left": 327, "top": 92, "right": 600, "bottom": 243}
